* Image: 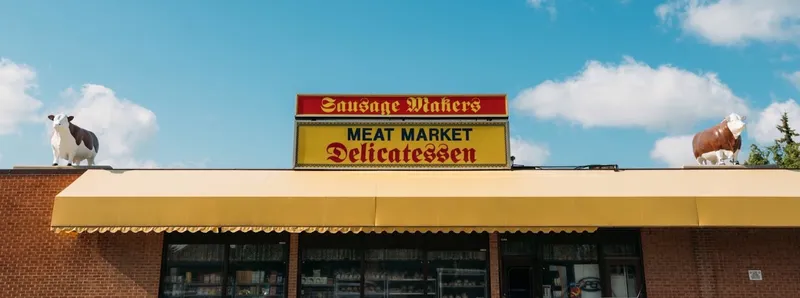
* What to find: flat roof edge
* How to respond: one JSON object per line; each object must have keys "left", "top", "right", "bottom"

{"left": 12, "top": 165, "right": 113, "bottom": 170}
{"left": 681, "top": 165, "right": 779, "bottom": 169}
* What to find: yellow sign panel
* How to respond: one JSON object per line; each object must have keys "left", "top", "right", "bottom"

{"left": 294, "top": 121, "right": 510, "bottom": 169}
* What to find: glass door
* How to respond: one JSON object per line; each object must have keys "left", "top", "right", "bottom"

{"left": 604, "top": 261, "right": 642, "bottom": 298}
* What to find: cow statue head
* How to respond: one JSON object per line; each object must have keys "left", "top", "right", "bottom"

{"left": 48, "top": 114, "right": 74, "bottom": 132}
{"left": 724, "top": 112, "right": 747, "bottom": 138}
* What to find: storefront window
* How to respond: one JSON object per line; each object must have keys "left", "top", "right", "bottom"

{"left": 364, "top": 249, "right": 427, "bottom": 297}
{"left": 542, "top": 244, "right": 598, "bottom": 262}
{"left": 160, "top": 233, "right": 289, "bottom": 298}
{"left": 607, "top": 264, "right": 638, "bottom": 298}
{"left": 501, "top": 240, "right": 533, "bottom": 256}
{"left": 228, "top": 244, "right": 288, "bottom": 298}
{"left": 429, "top": 251, "right": 488, "bottom": 298}
{"left": 501, "top": 230, "right": 644, "bottom": 298}
{"left": 162, "top": 244, "right": 225, "bottom": 298}
{"left": 300, "top": 248, "right": 362, "bottom": 298}
{"left": 299, "top": 233, "right": 490, "bottom": 298}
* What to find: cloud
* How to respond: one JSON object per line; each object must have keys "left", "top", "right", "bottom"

{"left": 650, "top": 134, "right": 697, "bottom": 167}
{"left": 656, "top": 0, "right": 800, "bottom": 46}
{"left": 749, "top": 99, "right": 800, "bottom": 144}
{"left": 527, "top": 0, "right": 557, "bottom": 19}
{"left": 512, "top": 56, "right": 750, "bottom": 133}
{"left": 510, "top": 136, "right": 550, "bottom": 166}
{"left": 783, "top": 71, "right": 800, "bottom": 90}
{"left": 0, "top": 58, "right": 43, "bottom": 135}
{"left": 51, "top": 84, "right": 159, "bottom": 167}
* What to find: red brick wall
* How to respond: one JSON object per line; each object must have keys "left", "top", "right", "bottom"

{"left": 0, "top": 170, "right": 164, "bottom": 298}
{"left": 642, "top": 228, "right": 800, "bottom": 298}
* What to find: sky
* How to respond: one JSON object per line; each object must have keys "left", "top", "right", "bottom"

{"left": 1, "top": 0, "right": 800, "bottom": 169}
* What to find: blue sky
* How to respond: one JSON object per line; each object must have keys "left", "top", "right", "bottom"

{"left": 1, "top": 0, "right": 799, "bottom": 168}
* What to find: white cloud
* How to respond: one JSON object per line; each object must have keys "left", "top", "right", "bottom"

{"left": 527, "top": 0, "right": 557, "bottom": 18}
{"left": 749, "top": 99, "right": 800, "bottom": 144}
{"left": 783, "top": 71, "right": 800, "bottom": 90}
{"left": 510, "top": 136, "right": 550, "bottom": 166}
{"left": 512, "top": 56, "right": 750, "bottom": 133}
{"left": 51, "top": 84, "right": 159, "bottom": 168}
{"left": 657, "top": 0, "right": 800, "bottom": 46}
{"left": 650, "top": 134, "right": 697, "bottom": 167}
{"left": 0, "top": 58, "right": 43, "bottom": 135}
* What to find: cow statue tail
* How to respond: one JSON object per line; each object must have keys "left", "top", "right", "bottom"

{"left": 91, "top": 131, "right": 99, "bottom": 154}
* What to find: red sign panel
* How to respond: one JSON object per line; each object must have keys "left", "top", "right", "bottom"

{"left": 296, "top": 94, "right": 508, "bottom": 117}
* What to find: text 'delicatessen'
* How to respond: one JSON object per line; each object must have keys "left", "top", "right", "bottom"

{"left": 294, "top": 122, "right": 510, "bottom": 168}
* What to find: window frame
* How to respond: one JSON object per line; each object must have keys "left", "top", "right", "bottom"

{"left": 158, "top": 232, "right": 291, "bottom": 298}
{"left": 297, "top": 232, "right": 491, "bottom": 298}
{"left": 499, "top": 229, "right": 646, "bottom": 298}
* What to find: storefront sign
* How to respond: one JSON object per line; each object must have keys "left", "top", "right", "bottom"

{"left": 295, "top": 94, "right": 508, "bottom": 118}
{"left": 293, "top": 120, "right": 510, "bottom": 169}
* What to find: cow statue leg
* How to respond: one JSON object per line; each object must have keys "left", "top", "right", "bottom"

{"left": 696, "top": 156, "right": 706, "bottom": 165}
{"left": 51, "top": 148, "right": 59, "bottom": 166}
{"left": 731, "top": 149, "right": 741, "bottom": 165}
{"left": 715, "top": 150, "right": 726, "bottom": 165}
{"left": 87, "top": 157, "right": 95, "bottom": 167}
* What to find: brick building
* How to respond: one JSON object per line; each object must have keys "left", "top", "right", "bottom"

{"left": 2, "top": 167, "right": 799, "bottom": 298}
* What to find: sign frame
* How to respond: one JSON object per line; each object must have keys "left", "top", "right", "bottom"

{"left": 295, "top": 94, "right": 509, "bottom": 118}
{"left": 292, "top": 119, "right": 511, "bottom": 170}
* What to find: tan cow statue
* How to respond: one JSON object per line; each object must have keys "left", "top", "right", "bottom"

{"left": 691, "top": 113, "right": 746, "bottom": 166}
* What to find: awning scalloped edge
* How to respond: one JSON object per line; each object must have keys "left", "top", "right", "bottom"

{"left": 222, "top": 226, "right": 597, "bottom": 234}
{"left": 51, "top": 226, "right": 220, "bottom": 234}
{"left": 51, "top": 226, "right": 597, "bottom": 234}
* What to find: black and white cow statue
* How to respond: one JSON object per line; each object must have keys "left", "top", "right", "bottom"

{"left": 48, "top": 114, "right": 100, "bottom": 166}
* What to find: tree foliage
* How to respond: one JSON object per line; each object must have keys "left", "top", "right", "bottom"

{"left": 746, "top": 112, "right": 800, "bottom": 169}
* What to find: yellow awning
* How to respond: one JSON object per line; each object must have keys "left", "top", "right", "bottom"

{"left": 50, "top": 168, "right": 800, "bottom": 233}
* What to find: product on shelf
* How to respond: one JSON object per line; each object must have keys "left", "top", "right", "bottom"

{"left": 304, "top": 249, "right": 359, "bottom": 260}
{"left": 231, "top": 244, "right": 286, "bottom": 261}
{"left": 440, "top": 279, "right": 483, "bottom": 287}
{"left": 168, "top": 244, "right": 224, "bottom": 262}
{"left": 365, "top": 270, "right": 427, "bottom": 281}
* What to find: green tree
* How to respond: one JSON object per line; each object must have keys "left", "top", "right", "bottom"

{"left": 775, "top": 112, "right": 799, "bottom": 145}
{"left": 744, "top": 143, "right": 770, "bottom": 165}
{"left": 782, "top": 142, "right": 800, "bottom": 168}
{"left": 748, "top": 112, "right": 800, "bottom": 169}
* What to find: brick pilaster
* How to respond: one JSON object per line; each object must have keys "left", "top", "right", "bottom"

{"left": 489, "top": 232, "right": 500, "bottom": 298}
{"left": 287, "top": 233, "right": 300, "bottom": 298}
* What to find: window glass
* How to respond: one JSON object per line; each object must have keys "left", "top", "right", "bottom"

{"left": 228, "top": 244, "right": 288, "bottom": 298}
{"left": 541, "top": 264, "right": 601, "bottom": 298}
{"left": 162, "top": 244, "right": 225, "bottom": 298}
{"left": 608, "top": 265, "right": 639, "bottom": 298}
{"left": 428, "top": 251, "right": 488, "bottom": 298}
{"left": 602, "top": 244, "right": 638, "bottom": 257}
{"left": 542, "top": 244, "right": 597, "bottom": 261}
{"left": 364, "top": 249, "right": 427, "bottom": 298}
{"left": 300, "top": 248, "right": 362, "bottom": 298}
{"left": 501, "top": 240, "right": 533, "bottom": 256}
